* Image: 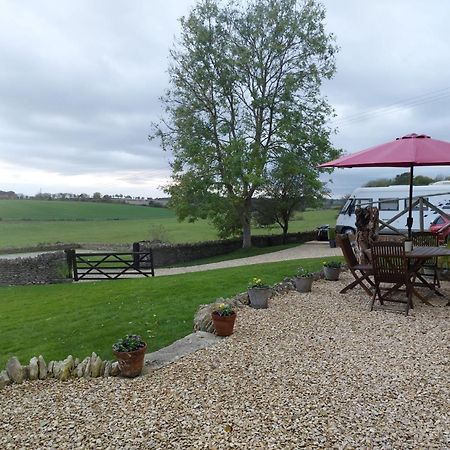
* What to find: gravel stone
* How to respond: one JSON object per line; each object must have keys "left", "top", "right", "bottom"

{"left": 1, "top": 273, "right": 449, "bottom": 449}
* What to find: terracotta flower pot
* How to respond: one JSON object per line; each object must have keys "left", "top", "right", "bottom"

{"left": 323, "top": 266, "right": 341, "bottom": 281}
{"left": 212, "top": 312, "right": 236, "bottom": 336}
{"left": 113, "top": 343, "right": 147, "bottom": 378}
{"left": 294, "top": 276, "right": 313, "bottom": 292}
{"left": 248, "top": 287, "right": 272, "bottom": 309}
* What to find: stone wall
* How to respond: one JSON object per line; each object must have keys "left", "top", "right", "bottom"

{"left": 0, "top": 252, "right": 70, "bottom": 286}
{"left": 139, "top": 231, "right": 317, "bottom": 268}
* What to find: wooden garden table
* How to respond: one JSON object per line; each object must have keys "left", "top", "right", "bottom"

{"left": 405, "top": 246, "right": 450, "bottom": 306}
{"left": 364, "top": 245, "right": 450, "bottom": 306}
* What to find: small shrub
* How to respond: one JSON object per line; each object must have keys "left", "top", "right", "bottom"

{"left": 212, "top": 303, "right": 235, "bottom": 317}
{"left": 323, "top": 260, "right": 341, "bottom": 269}
{"left": 248, "top": 277, "right": 269, "bottom": 288}
{"left": 296, "top": 267, "right": 313, "bottom": 278}
{"left": 112, "top": 334, "right": 146, "bottom": 352}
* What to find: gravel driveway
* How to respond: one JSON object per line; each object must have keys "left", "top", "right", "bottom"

{"left": 1, "top": 273, "right": 449, "bottom": 449}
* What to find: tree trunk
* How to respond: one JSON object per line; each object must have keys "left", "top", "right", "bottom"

{"left": 240, "top": 197, "right": 253, "bottom": 249}
{"left": 281, "top": 222, "right": 289, "bottom": 244}
{"left": 242, "top": 218, "right": 252, "bottom": 248}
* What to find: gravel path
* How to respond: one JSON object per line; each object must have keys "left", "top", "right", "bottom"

{"left": 156, "top": 241, "right": 341, "bottom": 276}
{"left": 1, "top": 273, "right": 449, "bottom": 449}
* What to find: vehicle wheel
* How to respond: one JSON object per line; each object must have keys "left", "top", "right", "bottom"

{"left": 341, "top": 227, "right": 355, "bottom": 236}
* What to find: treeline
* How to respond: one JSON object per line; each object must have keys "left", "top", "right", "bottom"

{"left": 0, "top": 191, "right": 168, "bottom": 207}
{"left": 364, "top": 172, "right": 450, "bottom": 187}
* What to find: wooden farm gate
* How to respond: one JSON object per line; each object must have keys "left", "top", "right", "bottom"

{"left": 66, "top": 244, "right": 154, "bottom": 281}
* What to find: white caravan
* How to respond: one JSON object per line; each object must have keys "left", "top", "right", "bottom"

{"left": 336, "top": 184, "right": 450, "bottom": 235}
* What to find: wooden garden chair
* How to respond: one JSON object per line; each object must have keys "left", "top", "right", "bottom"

{"left": 370, "top": 241, "right": 414, "bottom": 315}
{"left": 412, "top": 231, "right": 440, "bottom": 287}
{"left": 336, "top": 234, "right": 374, "bottom": 297}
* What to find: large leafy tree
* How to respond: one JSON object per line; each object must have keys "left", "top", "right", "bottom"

{"left": 152, "top": 0, "right": 339, "bottom": 247}
{"left": 258, "top": 130, "right": 333, "bottom": 242}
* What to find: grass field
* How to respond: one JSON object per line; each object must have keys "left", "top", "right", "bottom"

{"left": 0, "top": 200, "right": 339, "bottom": 250}
{"left": 0, "top": 256, "right": 343, "bottom": 367}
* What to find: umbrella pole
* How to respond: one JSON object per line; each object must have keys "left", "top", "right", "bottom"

{"left": 407, "top": 165, "right": 414, "bottom": 239}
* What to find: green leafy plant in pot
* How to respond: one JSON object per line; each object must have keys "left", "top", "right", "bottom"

{"left": 247, "top": 277, "right": 272, "bottom": 309}
{"left": 211, "top": 303, "right": 236, "bottom": 336}
{"left": 323, "top": 260, "right": 342, "bottom": 281}
{"left": 112, "top": 334, "right": 147, "bottom": 378}
{"left": 294, "top": 267, "right": 314, "bottom": 292}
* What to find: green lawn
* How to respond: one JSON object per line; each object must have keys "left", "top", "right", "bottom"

{"left": 0, "top": 200, "right": 339, "bottom": 250}
{"left": 0, "top": 256, "right": 342, "bottom": 367}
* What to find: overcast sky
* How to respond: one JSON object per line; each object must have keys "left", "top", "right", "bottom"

{"left": 1, "top": 0, "right": 450, "bottom": 198}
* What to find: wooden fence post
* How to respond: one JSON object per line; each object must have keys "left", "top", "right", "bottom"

{"left": 133, "top": 242, "right": 140, "bottom": 269}
{"left": 65, "top": 249, "right": 77, "bottom": 281}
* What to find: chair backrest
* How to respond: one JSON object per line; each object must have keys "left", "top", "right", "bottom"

{"left": 412, "top": 231, "right": 439, "bottom": 247}
{"left": 336, "top": 234, "right": 358, "bottom": 268}
{"left": 371, "top": 241, "right": 408, "bottom": 284}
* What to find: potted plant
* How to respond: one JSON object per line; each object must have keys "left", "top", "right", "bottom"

{"left": 293, "top": 267, "right": 314, "bottom": 292}
{"left": 211, "top": 303, "right": 236, "bottom": 336}
{"left": 112, "top": 334, "right": 147, "bottom": 378}
{"left": 323, "top": 260, "right": 342, "bottom": 281}
{"left": 247, "top": 277, "right": 272, "bottom": 309}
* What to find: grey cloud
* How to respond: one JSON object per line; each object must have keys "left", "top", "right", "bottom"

{"left": 2, "top": 0, "right": 450, "bottom": 197}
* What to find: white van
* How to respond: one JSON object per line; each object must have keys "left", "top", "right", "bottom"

{"left": 336, "top": 184, "right": 450, "bottom": 235}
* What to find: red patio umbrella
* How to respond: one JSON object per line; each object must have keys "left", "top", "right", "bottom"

{"left": 320, "top": 133, "right": 450, "bottom": 238}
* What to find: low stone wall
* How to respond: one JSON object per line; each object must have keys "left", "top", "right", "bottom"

{"left": 0, "top": 252, "right": 70, "bottom": 286}
{"left": 0, "top": 353, "right": 120, "bottom": 389}
{"left": 140, "top": 231, "right": 317, "bottom": 268}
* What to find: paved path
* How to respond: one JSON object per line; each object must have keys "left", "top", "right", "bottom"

{"left": 155, "top": 241, "right": 341, "bottom": 276}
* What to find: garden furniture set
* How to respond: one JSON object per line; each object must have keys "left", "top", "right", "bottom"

{"left": 337, "top": 232, "right": 450, "bottom": 315}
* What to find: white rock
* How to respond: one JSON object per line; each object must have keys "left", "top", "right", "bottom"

{"left": 47, "top": 361, "right": 54, "bottom": 378}
{"left": 52, "top": 361, "right": 62, "bottom": 379}
{"left": 83, "top": 359, "right": 92, "bottom": 378}
{"left": 29, "top": 357, "right": 39, "bottom": 380}
{"left": 38, "top": 355, "right": 47, "bottom": 379}
{"left": 90, "top": 353, "right": 102, "bottom": 378}
{"left": 0, "top": 370, "right": 11, "bottom": 389}
{"left": 74, "top": 357, "right": 89, "bottom": 378}
{"left": 59, "top": 355, "right": 74, "bottom": 381}
{"left": 6, "top": 357, "right": 24, "bottom": 384}
{"left": 103, "top": 361, "right": 112, "bottom": 377}
{"left": 110, "top": 362, "right": 120, "bottom": 377}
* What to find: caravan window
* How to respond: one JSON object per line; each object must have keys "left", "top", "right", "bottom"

{"left": 340, "top": 199, "right": 352, "bottom": 214}
{"left": 355, "top": 198, "right": 372, "bottom": 208}
{"left": 404, "top": 198, "right": 428, "bottom": 211}
{"left": 379, "top": 198, "right": 399, "bottom": 211}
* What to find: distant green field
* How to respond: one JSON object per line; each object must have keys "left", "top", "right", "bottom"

{"left": 0, "top": 200, "right": 339, "bottom": 250}
{"left": 0, "top": 200, "right": 173, "bottom": 221}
